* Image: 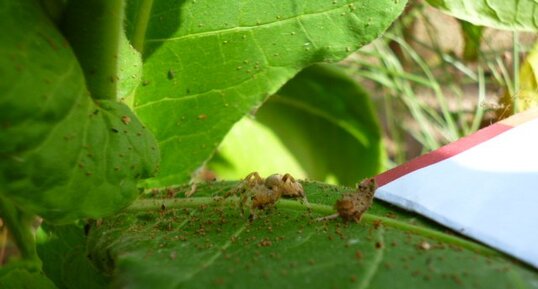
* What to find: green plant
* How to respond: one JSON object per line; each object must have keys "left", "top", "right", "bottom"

{"left": 1, "top": 0, "right": 537, "bottom": 288}
{"left": 345, "top": 0, "right": 538, "bottom": 165}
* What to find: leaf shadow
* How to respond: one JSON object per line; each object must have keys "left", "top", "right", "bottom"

{"left": 124, "top": 0, "right": 186, "bottom": 60}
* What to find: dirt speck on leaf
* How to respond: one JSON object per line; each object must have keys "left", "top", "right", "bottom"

{"left": 372, "top": 219, "right": 383, "bottom": 229}
{"left": 375, "top": 241, "right": 384, "bottom": 249}
{"left": 355, "top": 250, "right": 363, "bottom": 260}
{"left": 418, "top": 241, "right": 432, "bottom": 251}
{"left": 167, "top": 69, "right": 175, "bottom": 79}
{"left": 213, "top": 277, "right": 225, "bottom": 286}
{"left": 121, "top": 115, "right": 131, "bottom": 125}
{"left": 258, "top": 239, "right": 272, "bottom": 247}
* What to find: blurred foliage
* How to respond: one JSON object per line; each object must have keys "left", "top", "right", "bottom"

{"left": 426, "top": 0, "right": 538, "bottom": 31}
{"left": 207, "top": 117, "right": 307, "bottom": 181}
{"left": 459, "top": 20, "right": 484, "bottom": 62}
{"left": 518, "top": 42, "right": 538, "bottom": 111}
{"left": 345, "top": 1, "right": 537, "bottom": 165}
{"left": 209, "top": 64, "right": 383, "bottom": 186}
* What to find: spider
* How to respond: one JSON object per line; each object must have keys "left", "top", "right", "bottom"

{"left": 226, "top": 172, "right": 308, "bottom": 220}
{"left": 317, "top": 178, "right": 376, "bottom": 223}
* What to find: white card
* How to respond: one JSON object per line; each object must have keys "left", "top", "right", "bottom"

{"left": 375, "top": 118, "right": 538, "bottom": 268}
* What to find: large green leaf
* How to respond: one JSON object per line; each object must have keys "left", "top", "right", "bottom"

{"left": 0, "top": 272, "right": 57, "bottom": 289}
{"left": 209, "top": 64, "right": 383, "bottom": 185}
{"left": 86, "top": 182, "right": 538, "bottom": 288}
{"left": 0, "top": 0, "right": 159, "bottom": 222}
{"left": 0, "top": 265, "right": 58, "bottom": 289}
{"left": 132, "top": 0, "right": 407, "bottom": 186}
{"left": 426, "top": 0, "right": 538, "bottom": 31}
{"left": 37, "top": 224, "right": 109, "bottom": 289}
{"left": 258, "top": 64, "right": 383, "bottom": 185}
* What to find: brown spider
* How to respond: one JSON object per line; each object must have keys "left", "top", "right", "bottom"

{"left": 317, "top": 178, "right": 376, "bottom": 223}
{"left": 226, "top": 172, "right": 308, "bottom": 220}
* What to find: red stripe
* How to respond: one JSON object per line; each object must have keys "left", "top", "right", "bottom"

{"left": 375, "top": 123, "right": 513, "bottom": 187}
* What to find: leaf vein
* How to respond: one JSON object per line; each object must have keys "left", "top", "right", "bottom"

{"left": 356, "top": 227, "right": 385, "bottom": 289}
{"left": 135, "top": 69, "right": 270, "bottom": 110}
{"left": 146, "top": 0, "right": 358, "bottom": 43}
{"left": 179, "top": 223, "right": 247, "bottom": 284}
{"left": 128, "top": 198, "right": 500, "bottom": 257}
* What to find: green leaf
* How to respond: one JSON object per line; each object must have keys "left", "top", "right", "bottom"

{"left": 0, "top": 263, "right": 58, "bottom": 289}
{"left": 0, "top": 0, "right": 159, "bottom": 222}
{"left": 60, "top": 0, "right": 126, "bottom": 101}
{"left": 208, "top": 117, "right": 307, "bottom": 181}
{"left": 518, "top": 42, "right": 538, "bottom": 111}
{"left": 426, "top": 0, "right": 538, "bottom": 31}
{"left": 117, "top": 32, "right": 144, "bottom": 107}
{"left": 86, "top": 182, "right": 538, "bottom": 289}
{"left": 257, "top": 64, "right": 383, "bottom": 185}
{"left": 37, "top": 224, "right": 109, "bottom": 289}
{"left": 459, "top": 20, "right": 483, "bottom": 61}
{"left": 61, "top": 0, "right": 143, "bottom": 104}
{"left": 209, "top": 64, "right": 383, "bottom": 185}
{"left": 39, "top": 0, "right": 69, "bottom": 23}
{"left": 132, "top": 0, "right": 407, "bottom": 186}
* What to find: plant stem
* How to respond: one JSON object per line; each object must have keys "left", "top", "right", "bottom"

{"left": 61, "top": 0, "right": 126, "bottom": 100}
{"left": 513, "top": 31, "right": 520, "bottom": 113}
{"left": 128, "top": 197, "right": 500, "bottom": 257}
{"left": 0, "top": 196, "right": 41, "bottom": 270}
{"left": 130, "top": 0, "right": 154, "bottom": 54}
{"left": 470, "top": 66, "right": 486, "bottom": 132}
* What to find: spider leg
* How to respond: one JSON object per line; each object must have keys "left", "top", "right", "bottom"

{"left": 184, "top": 183, "right": 197, "bottom": 197}
{"left": 248, "top": 207, "right": 258, "bottom": 222}
{"left": 281, "top": 173, "right": 295, "bottom": 182}
{"left": 244, "top": 172, "right": 264, "bottom": 185}
{"left": 239, "top": 195, "right": 247, "bottom": 216}
{"left": 281, "top": 174, "right": 308, "bottom": 206}
{"left": 316, "top": 213, "right": 339, "bottom": 222}
{"left": 225, "top": 172, "right": 259, "bottom": 200}
{"left": 301, "top": 196, "right": 311, "bottom": 208}
{"left": 224, "top": 183, "right": 240, "bottom": 198}
{"left": 224, "top": 181, "right": 250, "bottom": 217}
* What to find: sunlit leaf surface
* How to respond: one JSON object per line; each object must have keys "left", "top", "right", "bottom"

{"left": 86, "top": 182, "right": 538, "bottom": 289}
{"left": 131, "top": 0, "right": 406, "bottom": 186}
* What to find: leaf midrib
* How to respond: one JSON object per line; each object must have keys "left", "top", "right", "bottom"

{"left": 145, "top": 0, "right": 359, "bottom": 43}
{"left": 131, "top": 0, "right": 154, "bottom": 54}
{"left": 127, "top": 197, "right": 501, "bottom": 258}
{"left": 181, "top": 223, "right": 247, "bottom": 283}
{"left": 357, "top": 227, "right": 385, "bottom": 289}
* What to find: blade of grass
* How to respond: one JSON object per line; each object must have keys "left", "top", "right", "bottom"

{"left": 373, "top": 42, "right": 441, "bottom": 149}
{"left": 470, "top": 66, "right": 486, "bottom": 132}
{"left": 386, "top": 34, "right": 459, "bottom": 142}
{"left": 513, "top": 31, "right": 520, "bottom": 113}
